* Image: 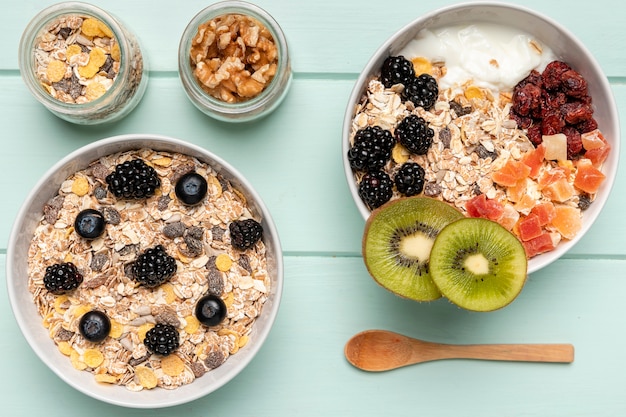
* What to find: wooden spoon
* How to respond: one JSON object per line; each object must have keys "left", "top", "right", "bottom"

{"left": 345, "top": 330, "right": 574, "bottom": 372}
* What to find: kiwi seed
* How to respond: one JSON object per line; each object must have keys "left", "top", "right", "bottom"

{"left": 362, "top": 196, "right": 464, "bottom": 301}
{"left": 429, "top": 217, "right": 528, "bottom": 312}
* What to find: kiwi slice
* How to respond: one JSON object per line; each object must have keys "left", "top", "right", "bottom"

{"left": 429, "top": 217, "right": 527, "bottom": 312}
{"left": 362, "top": 197, "right": 465, "bottom": 301}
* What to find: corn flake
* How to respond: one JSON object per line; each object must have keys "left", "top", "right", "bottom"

{"left": 72, "top": 304, "right": 92, "bottom": 319}
{"left": 85, "top": 82, "right": 107, "bottom": 101}
{"left": 111, "top": 42, "right": 121, "bottom": 61}
{"left": 223, "top": 292, "right": 234, "bottom": 308}
{"left": 53, "top": 295, "right": 70, "bottom": 314}
{"left": 152, "top": 157, "right": 172, "bottom": 167}
{"left": 78, "top": 62, "right": 99, "bottom": 79}
{"left": 215, "top": 253, "right": 233, "bottom": 271}
{"left": 71, "top": 176, "right": 90, "bottom": 196}
{"left": 97, "top": 20, "right": 114, "bottom": 38}
{"left": 66, "top": 44, "right": 82, "bottom": 60}
{"left": 84, "top": 348, "right": 104, "bottom": 368}
{"left": 160, "top": 283, "right": 177, "bottom": 304}
{"left": 89, "top": 47, "right": 107, "bottom": 68}
{"left": 109, "top": 319, "right": 124, "bottom": 338}
{"left": 94, "top": 374, "right": 117, "bottom": 384}
{"left": 137, "top": 322, "right": 155, "bottom": 341}
{"left": 135, "top": 366, "right": 158, "bottom": 389}
{"left": 161, "top": 354, "right": 185, "bottom": 377}
{"left": 411, "top": 56, "right": 433, "bottom": 75}
{"left": 70, "top": 350, "right": 87, "bottom": 370}
{"left": 57, "top": 341, "right": 73, "bottom": 356}
{"left": 46, "top": 60, "right": 66, "bottom": 83}
{"left": 184, "top": 315, "right": 200, "bottom": 334}
{"left": 81, "top": 18, "right": 106, "bottom": 37}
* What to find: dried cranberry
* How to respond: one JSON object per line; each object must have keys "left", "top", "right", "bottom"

{"left": 542, "top": 61, "right": 572, "bottom": 90}
{"left": 541, "top": 110, "right": 565, "bottom": 136}
{"left": 561, "top": 101, "right": 593, "bottom": 125}
{"left": 527, "top": 124, "right": 543, "bottom": 146}
{"left": 510, "top": 111, "right": 533, "bottom": 130}
{"left": 512, "top": 83, "right": 542, "bottom": 116}
{"left": 561, "top": 69, "right": 588, "bottom": 98}
{"left": 577, "top": 117, "right": 599, "bottom": 133}
{"left": 563, "top": 126, "right": 583, "bottom": 159}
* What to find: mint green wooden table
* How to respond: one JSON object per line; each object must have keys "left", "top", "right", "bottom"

{"left": 2, "top": 0, "right": 625, "bottom": 415}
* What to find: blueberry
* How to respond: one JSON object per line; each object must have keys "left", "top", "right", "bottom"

{"left": 175, "top": 172, "right": 208, "bottom": 205}
{"left": 74, "top": 209, "right": 105, "bottom": 239}
{"left": 78, "top": 310, "right": 111, "bottom": 343}
{"left": 195, "top": 294, "right": 227, "bottom": 327}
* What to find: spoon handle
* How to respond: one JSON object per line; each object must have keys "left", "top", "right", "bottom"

{"left": 415, "top": 341, "right": 575, "bottom": 363}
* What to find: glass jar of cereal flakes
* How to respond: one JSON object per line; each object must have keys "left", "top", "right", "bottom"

{"left": 18, "top": 2, "right": 148, "bottom": 125}
{"left": 178, "top": 1, "right": 292, "bottom": 122}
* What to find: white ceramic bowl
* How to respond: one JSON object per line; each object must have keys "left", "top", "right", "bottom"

{"left": 6, "top": 134, "right": 283, "bottom": 408}
{"left": 342, "top": 2, "right": 620, "bottom": 274}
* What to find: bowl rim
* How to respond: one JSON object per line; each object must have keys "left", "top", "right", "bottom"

{"left": 6, "top": 133, "right": 284, "bottom": 408}
{"left": 341, "top": 1, "right": 621, "bottom": 274}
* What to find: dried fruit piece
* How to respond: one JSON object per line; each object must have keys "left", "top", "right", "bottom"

{"left": 574, "top": 158, "right": 606, "bottom": 193}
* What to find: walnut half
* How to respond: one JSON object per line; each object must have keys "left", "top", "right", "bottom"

{"left": 190, "top": 14, "right": 278, "bottom": 103}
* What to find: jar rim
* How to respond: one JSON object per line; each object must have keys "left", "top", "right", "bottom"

{"left": 18, "top": 1, "right": 134, "bottom": 115}
{"left": 178, "top": 0, "right": 292, "bottom": 121}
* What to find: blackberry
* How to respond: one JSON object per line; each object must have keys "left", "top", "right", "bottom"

{"left": 395, "top": 114, "right": 434, "bottom": 155}
{"left": 358, "top": 170, "right": 393, "bottom": 209}
{"left": 143, "top": 323, "right": 179, "bottom": 356}
{"left": 402, "top": 73, "right": 439, "bottom": 110}
{"left": 43, "top": 262, "right": 83, "bottom": 294}
{"left": 347, "top": 126, "right": 395, "bottom": 172}
{"left": 105, "top": 159, "right": 161, "bottom": 199}
{"left": 380, "top": 55, "right": 415, "bottom": 88}
{"left": 131, "top": 245, "right": 177, "bottom": 287}
{"left": 394, "top": 162, "right": 426, "bottom": 196}
{"left": 229, "top": 219, "right": 263, "bottom": 250}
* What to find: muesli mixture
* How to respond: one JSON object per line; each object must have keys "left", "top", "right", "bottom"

{"left": 348, "top": 25, "right": 611, "bottom": 258}
{"left": 33, "top": 14, "right": 143, "bottom": 105}
{"left": 28, "top": 148, "right": 270, "bottom": 391}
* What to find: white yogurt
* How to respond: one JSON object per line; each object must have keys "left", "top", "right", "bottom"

{"left": 399, "top": 22, "right": 556, "bottom": 91}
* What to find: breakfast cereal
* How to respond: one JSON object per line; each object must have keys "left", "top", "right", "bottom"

{"left": 27, "top": 148, "right": 270, "bottom": 391}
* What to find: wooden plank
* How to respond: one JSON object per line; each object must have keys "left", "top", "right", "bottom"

{"left": 1, "top": 76, "right": 625, "bottom": 256}
{"left": 3, "top": 0, "right": 625, "bottom": 76}
{"left": 2, "top": 255, "right": 626, "bottom": 415}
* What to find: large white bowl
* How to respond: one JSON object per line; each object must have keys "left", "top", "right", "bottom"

{"left": 6, "top": 134, "right": 283, "bottom": 408}
{"left": 342, "top": 2, "right": 620, "bottom": 274}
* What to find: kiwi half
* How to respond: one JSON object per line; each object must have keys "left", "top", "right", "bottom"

{"left": 362, "top": 197, "right": 465, "bottom": 301}
{"left": 429, "top": 217, "right": 527, "bottom": 312}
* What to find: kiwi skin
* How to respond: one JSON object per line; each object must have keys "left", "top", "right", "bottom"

{"left": 362, "top": 196, "right": 465, "bottom": 301}
{"left": 429, "top": 217, "right": 528, "bottom": 312}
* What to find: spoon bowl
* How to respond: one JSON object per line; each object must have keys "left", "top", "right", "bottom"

{"left": 345, "top": 330, "right": 574, "bottom": 372}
